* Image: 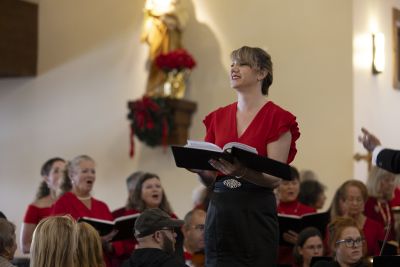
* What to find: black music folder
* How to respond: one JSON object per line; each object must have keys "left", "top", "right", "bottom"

{"left": 373, "top": 255, "right": 400, "bottom": 267}
{"left": 78, "top": 213, "right": 140, "bottom": 241}
{"left": 171, "top": 141, "right": 292, "bottom": 180}
{"left": 278, "top": 211, "right": 330, "bottom": 246}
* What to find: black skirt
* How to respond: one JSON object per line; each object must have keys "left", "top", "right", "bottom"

{"left": 205, "top": 178, "right": 278, "bottom": 267}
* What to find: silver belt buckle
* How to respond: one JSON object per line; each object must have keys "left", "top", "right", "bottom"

{"left": 223, "top": 178, "right": 242, "bottom": 189}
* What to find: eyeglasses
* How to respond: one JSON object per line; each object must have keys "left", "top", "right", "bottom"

{"left": 304, "top": 244, "right": 323, "bottom": 251}
{"left": 336, "top": 237, "right": 364, "bottom": 248}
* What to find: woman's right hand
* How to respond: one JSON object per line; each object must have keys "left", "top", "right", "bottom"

{"left": 358, "top": 127, "right": 381, "bottom": 152}
{"left": 102, "top": 229, "right": 118, "bottom": 242}
{"left": 101, "top": 229, "right": 118, "bottom": 253}
{"left": 283, "top": 230, "right": 298, "bottom": 245}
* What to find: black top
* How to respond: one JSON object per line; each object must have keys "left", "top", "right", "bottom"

{"left": 121, "top": 248, "right": 188, "bottom": 267}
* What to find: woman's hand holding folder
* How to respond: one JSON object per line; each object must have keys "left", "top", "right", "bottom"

{"left": 283, "top": 230, "right": 298, "bottom": 245}
{"left": 101, "top": 229, "right": 118, "bottom": 253}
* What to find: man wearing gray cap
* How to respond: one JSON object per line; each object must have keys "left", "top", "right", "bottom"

{"left": 122, "top": 208, "right": 189, "bottom": 267}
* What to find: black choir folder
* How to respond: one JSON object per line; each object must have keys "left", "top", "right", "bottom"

{"left": 278, "top": 211, "right": 330, "bottom": 246}
{"left": 171, "top": 140, "right": 292, "bottom": 180}
{"left": 78, "top": 213, "right": 140, "bottom": 241}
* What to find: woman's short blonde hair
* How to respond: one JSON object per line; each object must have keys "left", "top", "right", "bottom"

{"left": 231, "top": 46, "right": 273, "bottom": 95}
{"left": 30, "top": 215, "right": 77, "bottom": 267}
{"left": 75, "top": 222, "right": 105, "bottom": 267}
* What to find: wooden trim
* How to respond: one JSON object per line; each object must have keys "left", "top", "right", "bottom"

{"left": 0, "top": 0, "right": 38, "bottom": 77}
{"left": 392, "top": 8, "right": 400, "bottom": 89}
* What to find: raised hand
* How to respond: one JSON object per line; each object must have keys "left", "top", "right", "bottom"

{"left": 358, "top": 127, "right": 381, "bottom": 152}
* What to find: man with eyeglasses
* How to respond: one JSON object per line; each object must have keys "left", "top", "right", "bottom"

{"left": 182, "top": 209, "right": 206, "bottom": 267}
{"left": 122, "top": 208, "right": 189, "bottom": 267}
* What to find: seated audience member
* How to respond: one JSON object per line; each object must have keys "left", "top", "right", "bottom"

{"left": 76, "top": 222, "right": 105, "bottom": 267}
{"left": 21, "top": 157, "right": 65, "bottom": 253}
{"left": 0, "top": 219, "right": 17, "bottom": 267}
{"left": 359, "top": 127, "right": 400, "bottom": 174}
{"left": 30, "top": 215, "right": 77, "bottom": 267}
{"left": 122, "top": 208, "right": 188, "bottom": 267}
{"left": 364, "top": 166, "right": 398, "bottom": 242}
{"left": 313, "top": 217, "right": 368, "bottom": 267}
{"left": 293, "top": 227, "right": 324, "bottom": 267}
{"left": 298, "top": 179, "right": 327, "bottom": 210}
{"left": 51, "top": 155, "right": 116, "bottom": 267}
{"left": 277, "top": 166, "right": 317, "bottom": 266}
{"left": 112, "top": 171, "right": 144, "bottom": 218}
{"left": 182, "top": 209, "right": 206, "bottom": 267}
{"left": 112, "top": 172, "right": 183, "bottom": 266}
{"left": 336, "top": 180, "right": 384, "bottom": 256}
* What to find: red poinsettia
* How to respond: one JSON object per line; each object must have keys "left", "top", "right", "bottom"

{"left": 155, "top": 49, "right": 196, "bottom": 71}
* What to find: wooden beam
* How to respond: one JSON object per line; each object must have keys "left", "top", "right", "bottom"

{"left": 0, "top": 0, "right": 38, "bottom": 77}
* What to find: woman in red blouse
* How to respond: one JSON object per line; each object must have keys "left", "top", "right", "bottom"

{"left": 337, "top": 180, "right": 385, "bottom": 256}
{"left": 277, "top": 166, "right": 316, "bottom": 265}
{"left": 364, "top": 166, "right": 397, "bottom": 242}
{"left": 52, "top": 155, "right": 115, "bottom": 267}
{"left": 21, "top": 157, "right": 65, "bottom": 253}
{"left": 191, "top": 46, "right": 300, "bottom": 267}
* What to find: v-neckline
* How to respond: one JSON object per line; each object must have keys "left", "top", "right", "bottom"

{"left": 235, "top": 101, "right": 270, "bottom": 139}
{"left": 72, "top": 192, "right": 92, "bottom": 213}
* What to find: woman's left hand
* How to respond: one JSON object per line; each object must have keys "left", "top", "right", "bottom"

{"left": 208, "top": 158, "right": 246, "bottom": 178}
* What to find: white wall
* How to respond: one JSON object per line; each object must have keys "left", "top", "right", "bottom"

{"left": 353, "top": 0, "right": 400, "bottom": 181}
{"left": 0, "top": 0, "right": 353, "bottom": 256}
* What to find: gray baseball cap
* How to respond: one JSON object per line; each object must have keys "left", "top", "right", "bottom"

{"left": 134, "top": 208, "right": 184, "bottom": 238}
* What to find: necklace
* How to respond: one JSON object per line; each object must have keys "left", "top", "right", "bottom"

{"left": 76, "top": 195, "right": 91, "bottom": 201}
{"left": 377, "top": 200, "right": 391, "bottom": 226}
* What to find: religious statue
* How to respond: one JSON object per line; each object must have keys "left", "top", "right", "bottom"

{"left": 141, "top": 0, "right": 188, "bottom": 96}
